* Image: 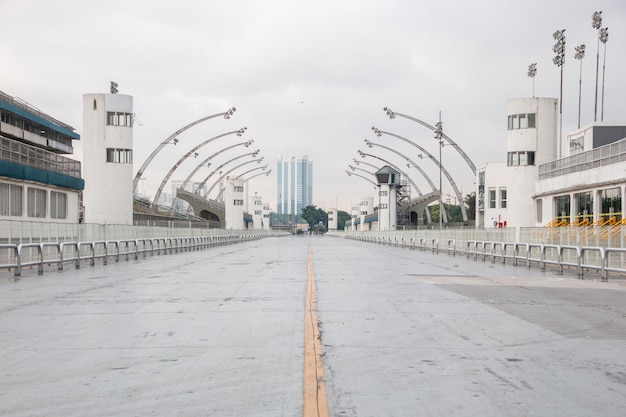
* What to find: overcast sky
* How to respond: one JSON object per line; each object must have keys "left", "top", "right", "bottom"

{"left": 2, "top": 0, "right": 625, "bottom": 212}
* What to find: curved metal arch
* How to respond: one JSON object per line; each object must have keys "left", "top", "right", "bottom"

{"left": 345, "top": 170, "right": 377, "bottom": 186}
{"left": 348, "top": 164, "right": 376, "bottom": 178}
{"left": 196, "top": 151, "right": 259, "bottom": 192}
{"left": 383, "top": 107, "right": 476, "bottom": 175}
{"left": 152, "top": 127, "right": 246, "bottom": 208}
{"left": 356, "top": 151, "right": 422, "bottom": 197}
{"left": 206, "top": 158, "right": 264, "bottom": 197}
{"left": 133, "top": 108, "right": 236, "bottom": 191}
{"left": 357, "top": 151, "right": 440, "bottom": 223}
{"left": 364, "top": 138, "right": 436, "bottom": 192}
{"left": 236, "top": 165, "right": 268, "bottom": 179}
{"left": 371, "top": 128, "right": 468, "bottom": 223}
{"left": 170, "top": 139, "right": 254, "bottom": 214}
{"left": 352, "top": 158, "right": 380, "bottom": 172}
{"left": 243, "top": 170, "right": 271, "bottom": 184}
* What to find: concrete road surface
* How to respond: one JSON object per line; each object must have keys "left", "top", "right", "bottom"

{"left": 1, "top": 236, "right": 625, "bottom": 416}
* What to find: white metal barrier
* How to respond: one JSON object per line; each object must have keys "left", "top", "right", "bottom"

{"left": 2, "top": 233, "right": 283, "bottom": 281}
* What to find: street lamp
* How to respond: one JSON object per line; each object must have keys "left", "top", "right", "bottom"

{"left": 364, "top": 138, "right": 429, "bottom": 195}
{"left": 370, "top": 126, "right": 467, "bottom": 223}
{"left": 574, "top": 44, "right": 586, "bottom": 129}
{"left": 345, "top": 170, "right": 377, "bottom": 186}
{"left": 592, "top": 11, "right": 602, "bottom": 122}
{"left": 170, "top": 138, "right": 254, "bottom": 214}
{"left": 600, "top": 27, "right": 609, "bottom": 121}
{"left": 528, "top": 63, "right": 537, "bottom": 97}
{"left": 133, "top": 107, "right": 236, "bottom": 192}
{"left": 382, "top": 107, "right": 476, "bottom": 175}
{"left": 552, "top": 29, "right": 566, "bottom": 156}
{"left": 206, "top": 156, "right": 264, "bottom": 197}
{"left": 151, "top": 127, "right": 247, "bottom": 209}
{"left": 434, "top": 116, "right": 444, "bottom": 230}
{"left": 197, "top": 150, "right": 260, "bottom": 197}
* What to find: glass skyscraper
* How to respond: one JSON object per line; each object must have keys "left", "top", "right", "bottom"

{"left": 276, "top": 155, "right": 313, "bottom": 223}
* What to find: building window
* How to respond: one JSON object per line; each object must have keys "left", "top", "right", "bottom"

{"left": 569, "top": 135, "right": 584, "bottom": 155}
{"left": 536, "top": 199, "right": 543, "bottom": 224}
{"left": 50, "top": 191, "right": 67, "bottom": 219}
{"left": 488, "top": 189, "right": 496, "bottom": 209}
{"left": 500, "top": 189, "right": 507, "bottom": 208}
{"left": 379, "top": 190, "right": 388, "bottom": 197}
{"left": 379, "top": 203, "right": 388, "bottom": 209}
{"left": 254, "top": 200, "right": 262, "bottom": 205}
{"left": 106, "top": 112, "right": 134, "bottom": 127}
{"left": 508, "top": 113, "right": 536, "bottom": 130}
{"left": 233, "top": 199, "right": 244, "bottom": 206}
{"left": 234, "top": 186, "right": 244, "bottom": 193}
{"left": 27, "top": 187, "right": 47, "bottom": 218}
{"left": 0, "top": 183, "right": 23, "bottom": 216}
{"left": 507, "top": 151, "right": 535, "bottom": 166}
{"left": 600, "top": 187, "right": 622, "bottom": 221}
{"left": 106, "top": 148, "right": 133, "bottom": 164}
{"left": 255, "top": 210, "right": 261, "bottom": 215}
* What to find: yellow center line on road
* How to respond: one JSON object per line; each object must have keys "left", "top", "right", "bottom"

{"left": 303, "top": 242, "right": 330, "bottom": 417}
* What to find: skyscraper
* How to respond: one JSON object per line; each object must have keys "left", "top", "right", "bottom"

{"left": 276, "top": 155, "right": 313, "bottom": 223}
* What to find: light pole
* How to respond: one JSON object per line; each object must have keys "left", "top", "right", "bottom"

{"left": 206, "top": 157, "right": 264, "bottom": 197}
{"left": 383, "top": 107, "right": 476, "bottom": 175}
{"left": 592, "top": 11, "right": 602, "bottom": 122}
{"left": 196, "top": 150, "right": 260, "bottom": 197}
{"left": 600, "top": 27, "right": 609, "bottom": 121}
{"left": 528, "top": 63, "right": 537, "bottom": 97}
{"left": 574, "top": 44, "right": 586, "bottom": 129}
{"left": 236, "top": 164, "right": 268, "bottom": 179}
{"left": 133, "top": 107, "right": 236, "bottom": 192}
{"left": 364, "top": 137, "right": 434, "bottom": 194}
{"left": 170, "top": 138, "right": 254, "bottom": 214}
{"left": 358, "top": 149, "right": 437, "bottom": 224}
{"left": 434, "top": 116, "right": 444, "bottom": 230}
{"left": 345, "top": 170, "right": 377, "bottom": 187}
{"left": 371, "top": 127, "right": 467, "bottom": 223}
{"left": 242, "top": 169, "right": 271, "bottom": 184}
{"left": 151, "top": 127, "right": 246, "bottom": 210}
{"left": 553, "top": 29, "right": 566, "bottom": 156}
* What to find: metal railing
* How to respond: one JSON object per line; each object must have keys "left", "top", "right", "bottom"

{"left": 538, "top": 139, "right": 626, "bottom": 180}
{"left": 1, "top": 232, "right": 285, "bottom": 280}
{"left": 0, "top": 135, "right": 82, "bottom": 178}
{"left": 345, "top": 229, "right": 626, "bottom": 282}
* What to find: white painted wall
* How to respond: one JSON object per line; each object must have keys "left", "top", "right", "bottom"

{"left": 82, "top": 93, "right": 134, "bottom": 225}
{"left": 377, "top": 185, "right": 397, "bottom": 231}
{"left": 224, "top": 178, "right": 244, "bottom": 230}
{"left": 249, "top": 194, "right": 263, "bottom": 230}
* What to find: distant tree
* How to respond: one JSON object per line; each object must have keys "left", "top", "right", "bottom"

{"left": 464, "top": 192, "right": 476, "bottom": 220}
{"left": 337, "top": 210, "right": 351, "bottom": 230}
{"left": 301, "top": 205, "right": 328, "bottom": 232}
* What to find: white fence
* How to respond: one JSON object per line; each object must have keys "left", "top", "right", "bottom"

{"left": 0, "top": 219, "right": 286, "bottom": 279}
{"left": 344, "top": 226, "right": 626, "bottom": 281}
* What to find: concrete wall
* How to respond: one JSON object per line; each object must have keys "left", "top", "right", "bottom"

{"left": 82, "top": 93, "right": 134, "bottom": 225}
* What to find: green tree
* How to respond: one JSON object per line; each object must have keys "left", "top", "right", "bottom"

{"left": 301, "top": 205, "right": 328, "bottom": 232}
{"left": 336, "top": 210, "right": 351, "bottom": 230}
{"left": 464, "top": 192, "right": 476, "bottom": 221}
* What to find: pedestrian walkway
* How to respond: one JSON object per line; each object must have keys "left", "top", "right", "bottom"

{"left": 1, "top": 236, "right": 625, "bottom": 416}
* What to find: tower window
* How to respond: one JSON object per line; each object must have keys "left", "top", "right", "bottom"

{"left": 508, "top": 113, "right": 536, "bottom": 130}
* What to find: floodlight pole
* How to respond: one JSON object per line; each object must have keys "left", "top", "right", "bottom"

{"left": 133, "top": 108, "right": 235, "bottom": 192}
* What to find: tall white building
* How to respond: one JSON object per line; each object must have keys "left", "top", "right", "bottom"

{"left": 276, "top": 155, "right": 312, "bottom": 223}
{"left": 224, "top": 177, "right": 244, "bottom": 229}
{"left": 477, "top": 96, "right": 626, "bottom": 228}
{"left": 82, "top": 92, "right": 134, "bottom": 225}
